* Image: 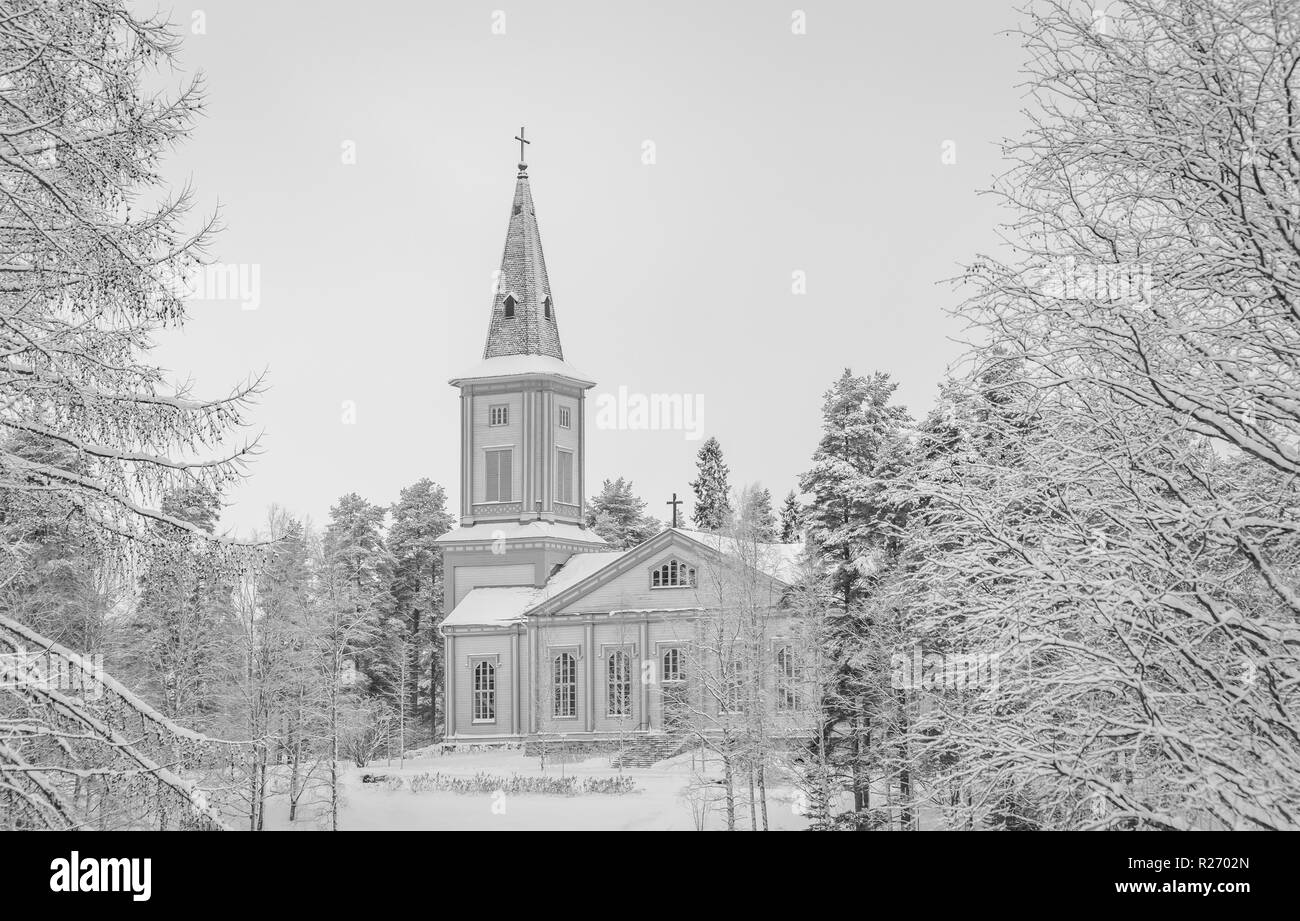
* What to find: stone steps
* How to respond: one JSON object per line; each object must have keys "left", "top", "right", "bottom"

{"left": 611, "top": 735, "right": 686, "bottom": 768}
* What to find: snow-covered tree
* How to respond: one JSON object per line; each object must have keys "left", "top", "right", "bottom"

{"left": 585, "top": 477, "right": 662, "bottom": 548}
{"left": 778, "top": 490, "right": 803, "bottom": 543}
{"left": 690, "top": 437, "right": 732, "bottom": 531}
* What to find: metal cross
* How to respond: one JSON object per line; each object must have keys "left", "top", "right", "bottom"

{"left": 515, "top": 126, "right": 530, "bottom": 162}
{"left": 666, "top": 492, "right": 682, "bottom": 529}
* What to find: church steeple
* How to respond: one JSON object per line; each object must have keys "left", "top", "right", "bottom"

{"left": 484, "top": 131, "right": 563, "bottom": 360}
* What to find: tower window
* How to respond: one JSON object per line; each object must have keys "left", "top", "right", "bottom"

{"left": 558, "top": 406, "right": 571, "bottom": 429}
{"left": 489, "top": 404, "right": 509, "bottom": 426}
{"left": 556, "top": 449, "right": 574, "bottom": 504}
{"left": 544, "top": 295, "right": 553, "bottom": 319}
{"left": 485, "top": 448, "right": 513, "bottom": 502}
{"left": 503, "top": 294, "right": 516, "bottom": 318}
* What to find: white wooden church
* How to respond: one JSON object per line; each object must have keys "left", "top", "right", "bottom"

{"left": 435, "top": 143, "right": 804, "bottom": 748}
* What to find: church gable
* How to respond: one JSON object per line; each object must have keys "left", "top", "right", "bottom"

{"left": 526, "top": 528, "right": 789, "bottom": 618}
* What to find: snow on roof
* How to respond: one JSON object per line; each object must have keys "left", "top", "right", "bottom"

{"left": 434, "top": 519, "right": 609, "bottom": 545}
{"left": 667, "top": 527, "right": 804, "bottom": 584}
{"left": 448, "top": 354, "right": 595, "bottom": 388}
{"left": 441, "top": 585, "right": 539, "bottom": 628}
{"left": 441, "top": 550, "right": 627, "bottom": 628}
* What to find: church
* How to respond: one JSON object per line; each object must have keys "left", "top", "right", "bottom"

{"left": 435, "top": 140, "right": 803, "bottom": 749}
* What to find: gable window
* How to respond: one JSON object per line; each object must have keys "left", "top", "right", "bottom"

{"left": 662, "top": 647, "right": 684, "bottom": 683}
{"left": 473, "top": 660, "right": 496, "bottom": 723}
{"left": 489, "top": 404, "right": 509, "bottom": 426}
{"left": 503, "top": 294, "right": 517, "bottom": 318}
{"left": 558, "top": 405, "right": 571, "bottom": 429}
{"left": 651, "top": 558, "right": 696, "bottom": 589}
{"left": 776, "top": 646, "right": 800, "bottom": 711}
{"left": 544, "top": 295, "right": 553, "bottom": 319}
{"left": 607, "top": 650, "right": 632, "bottom": 717}
{"left": 553, "top": 652, "right": 577, "bottom": 718}
{"left": 485, "top": 448, "right": 513, "bottom": 502}
{"left": 556, "top": 449, "right": 574, "bottom": 504}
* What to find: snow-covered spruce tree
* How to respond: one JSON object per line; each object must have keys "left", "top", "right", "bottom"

{"left": 690, "top": 437, "right": 733, "bottom": 531}
{"left": 585, "top": 477, "right": 663, "bottom": 548}
{"left": 739, "top": 485, "right": 777, "bottom": 543}
{"left": 388, "top": 478, "right": 453, "bottom": 739}
{"left": 797, "top": 369, "right": 909, "bottom": 823}
{"left": 778, "top": 490, "right": 804, "bottom": 543}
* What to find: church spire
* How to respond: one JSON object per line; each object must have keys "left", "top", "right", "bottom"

{"left": 484, "top": 128, "right": 563, "bottom": 360}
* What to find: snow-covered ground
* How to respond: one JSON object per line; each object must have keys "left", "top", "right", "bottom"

{"left": 261, "top": 748, "right": 815, "bottom": 831}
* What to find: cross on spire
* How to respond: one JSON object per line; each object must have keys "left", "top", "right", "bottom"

{"left": 666, "top": 492, "right": 683, "bottom": 529}
{"left": 514, "top": 126, "right": 530, "bottom": 170}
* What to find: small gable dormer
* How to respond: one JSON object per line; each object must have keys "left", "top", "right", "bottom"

{"left": 503, "top": 293, "right": 517, "bottom": 319}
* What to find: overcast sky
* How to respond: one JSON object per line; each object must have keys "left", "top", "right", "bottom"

{"left": 143, "top": 0, "right": 1030, "bottom": 536}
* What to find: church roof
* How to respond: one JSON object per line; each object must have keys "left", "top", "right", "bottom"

{"left": 433, "top": 519, "right": 608, "bottom": 546}
{"left": 483, "top": 162, "right": 564, "bottom": 361}
{"left": 440, "top": 528, "right": 806, "bottom": 629}
{"left": 442, "top": 550, "right": 627, "bottom": 628}
{"left": 447, "top": 354, "right": 595, "bottom": 389}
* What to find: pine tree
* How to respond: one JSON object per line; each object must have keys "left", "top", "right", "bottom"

{"left": 778, "top": 490, "right": 803, "bottom": 543}
{"left": 690, "top": 437, "right": 732, "bottom": 531}
{"left": 797, "top": 368, "right": 909, "bottom": 822}
{"left": 585, "top": 477, "right": 663, "bottom": 548}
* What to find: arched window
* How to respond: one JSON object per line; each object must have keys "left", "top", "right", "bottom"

{"left": 662, "top": 647, "right": 683, "bottom": 683}
{"left": 553, "top": 652, "right": 576, "bottom": 718}
{"left": 607, "top": 650, "right": 632, "bottom": 717}
{"left": 473, "top": 661, "right": 496, "bottom": 723}
{"left": 650, "top": 558, "right": 696, "bottom": 589}
{"left": 543, "top": 295, "right": 553, "bottom": 319}
{"left": 503, "top": 294, "right": 517, "bottom": 318}
{"left": 776, "top": 646, "right": 800, "bottom": 711}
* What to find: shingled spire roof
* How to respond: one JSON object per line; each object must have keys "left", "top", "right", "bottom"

{"left": 483, "top": 158, "right": 564, "bottom": 360}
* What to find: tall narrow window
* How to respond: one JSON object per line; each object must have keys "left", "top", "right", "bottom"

{"left": 558, "top": 405, "right": 571, "bottom": 429}
{"left": 776, "top": 646, "right": 800, "bottom": 711}
{"left": 473, "top": 661, "right": 496, "bottom": 723}
{"left": 662, "top": 647, "right": 683, "bottom": 683}
{"left": 485, "top": 448, "right": 513, "bottom": 502}
{"left": 489, "top": 404, "right": 509, "bottom": 426}
{"left": 553, "top": 652, "right": 577, "bottom": 718}
{"left": 607, "top": 650, "right": 632, "bottom": 717}
{"left": 503, "top": 294, "right": 516, "bottom": 318}
{"left": 556, "top": 449, "right": 574, "bottom": 504}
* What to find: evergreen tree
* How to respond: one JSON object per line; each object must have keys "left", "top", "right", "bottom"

{"left": 797, "top": 368, "right": 909, "bottom": 822}
{"left": 322, "top": 493, "right": 392, "bottom": 701}
{"left": 121, "top": 485, "right": 237, "bottom": 730}
{"left": 585, "top": 477, "right": 663, "bottom": 548}
{"left": 690, "top": 436, "right": 732, "bottom": 531}
{"left": 388, "top": 479, "right": 453, "bottom": 737}
{"left": 778, "top": 490, "right": 804, "bottom": 543}
{"left": 739, "top": 485, "right": 777, "bottom": 542}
